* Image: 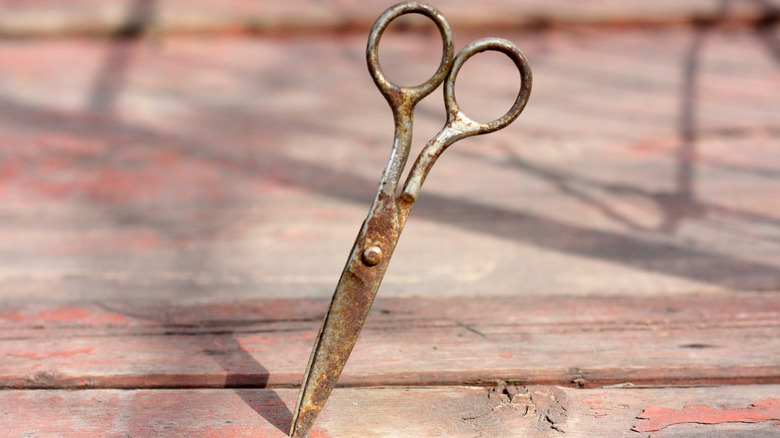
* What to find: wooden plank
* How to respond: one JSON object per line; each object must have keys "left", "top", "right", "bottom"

{"left": 0, "top": 387, "right": 508, "bottom": 438}
{"left": 550, "top": 384, "right": 780, "bottom": 437}
{"left": 1, "top": 294, "right": 778, "bottom": 389}
{"left": 1, "top": 385, "right": 779, "bottom": 437}
{"left": 0, "top": 0, "right": 773, "bottom": 37}
{"left": 0, "top": 28, "right": 778, "bottom": 302}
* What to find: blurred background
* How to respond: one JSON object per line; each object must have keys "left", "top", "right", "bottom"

{"left": 0, "top": 0, "right": 778, "bottom": 303}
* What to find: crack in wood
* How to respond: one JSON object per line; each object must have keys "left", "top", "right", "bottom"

{"left": 456, "top": 321, "right": 487, "bottom": 338}
{"left": 465, "top": 384, "right": 569, "bottom": 434}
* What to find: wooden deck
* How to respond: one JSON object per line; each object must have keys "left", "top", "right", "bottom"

{"left": 2, "top": 296, "right": 780, "bottom": 436}
{"left": 0, "top": 1, "right": 779, "bottom": 436}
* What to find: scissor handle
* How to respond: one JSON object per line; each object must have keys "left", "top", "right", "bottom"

{"left": 400, "top": 38, "right": 532, "bottom": 202}
{"left": 366, "top": 2, "right": 455, "bottom": 106}
{"left": 444, "top": 38, "right": 533, "bottom": 137}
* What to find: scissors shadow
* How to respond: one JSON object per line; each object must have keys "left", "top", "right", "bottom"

{"left": 98, "top": 303, "right": 293, "bottom": 434}
{"left": 209, "top": 336, "right": 293, "bottom": 434}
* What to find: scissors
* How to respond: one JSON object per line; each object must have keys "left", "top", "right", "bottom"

{"left": 289, "top": 2, "right": 531, "bottom": 436}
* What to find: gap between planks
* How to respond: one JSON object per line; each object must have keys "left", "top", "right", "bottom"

{"left": 0, "top": 293, "right": 778, "bottom": 391}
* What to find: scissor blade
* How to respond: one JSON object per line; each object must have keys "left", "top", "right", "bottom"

{"left": 288, "top": 272, "right": 378, "bottom": 436}
{"left": 290, "top": 197, "right": 400, "bottom": 437}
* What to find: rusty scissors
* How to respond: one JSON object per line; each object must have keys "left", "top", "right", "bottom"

{"left": 290, "top": 2, "right": 531, "bottom": 436}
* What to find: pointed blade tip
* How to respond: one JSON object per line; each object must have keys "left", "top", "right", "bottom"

{"left": 289, "top": 416, "right": 312, "bottom": 438}
{"left": 289, "top": 398, "right": 317, "bottom": 437}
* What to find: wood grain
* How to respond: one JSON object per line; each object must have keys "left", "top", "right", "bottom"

{"left": 0, "top": 27, "right": 778, "bottom": 302}
{"left": 1, "top": 294, "right": 777, "bottom": 389}
{"left": 1, "top": 385, "right": 779, "bottom": 437}
{"left": 0, "top": 10, "right": 778, "bottom": 438}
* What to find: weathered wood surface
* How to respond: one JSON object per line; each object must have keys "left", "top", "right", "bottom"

{"left": 1, "top": 26, "right": 778, "bottom": 302}
{"left": 1, "top": 0, "right": 776, "bottom": 36}
{"left": 1, "top": 385, "right": 778, "bottom": 437}
{"left": 1, "top": 294, "right": 777, "bottom": 389}
{"left": 0, "top": 6, "right": 778, "bottom": 437}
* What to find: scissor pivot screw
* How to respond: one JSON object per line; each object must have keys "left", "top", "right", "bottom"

{"left": 362, "top": 246, "right": 383, "bottom": 266}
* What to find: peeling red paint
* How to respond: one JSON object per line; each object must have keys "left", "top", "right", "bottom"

{"left": 633, "top": 399, "right": 780, "bottom": 432}
{"left": 583, "top": 398, "right": 610, "bottom": 418}
{"left": 8, "top": 348, "right": 93, "bottom": 360}
{"left": 39, "top": 308, "right": 92, "bottom": 323}
{"left": 0, "top": 311, "right": 25, "bottom": 322}
{"left": 27, "top": 308, "right": 130, "bottom": 325}
{"left": 92, "top": 313, "right": 131, "bottom": 324}
{"left": 583, "top": 399, "right": 608, "bottom": 410}
{"left": 498, "top": 353, "right": 514, "bottom": 358}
